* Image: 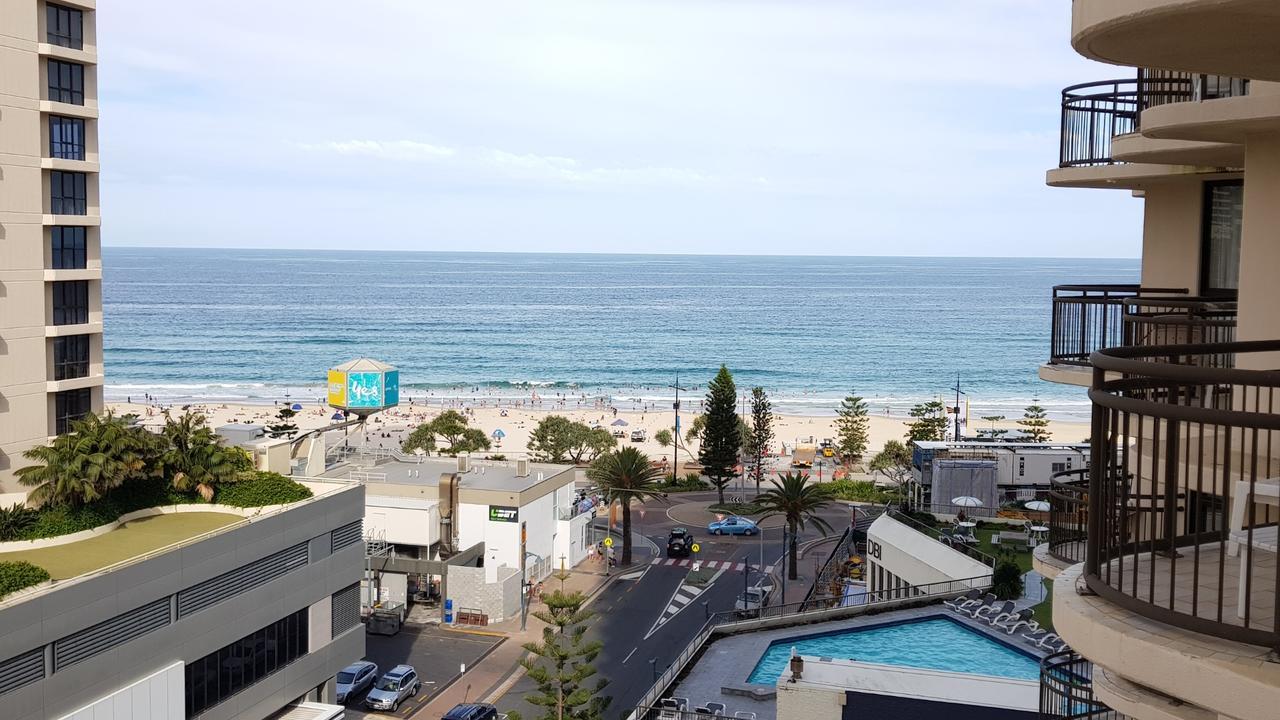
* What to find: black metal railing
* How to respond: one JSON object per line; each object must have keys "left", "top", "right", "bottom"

{"left": 1122, "top": 296, "right": 1238, "bottom": 367}
{"left": 1060, "top": 70, "right": 1248, "bottom": 167}
{"left": 1049, "top": 469, "right": 1090, "bottom": 565}
{"left": 1087, "top": 340, "right": 1280, "bottom": 650}
{"left": 1050, "top": 285, "right": 1187, "bottom": 366}
{"left": 1039, "top": 650, "right": 1122, "bottom": 720}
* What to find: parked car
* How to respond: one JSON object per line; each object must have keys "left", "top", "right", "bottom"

{"left": 630, "top": 429, "right": 647, "bottom": 442}
{"left": 443, "top": 703, "right": 500, "bottom": 720}
{"left": 667, "top": 527, "right": 693, "bottom": 557}
{"left": 336, "top": 660, "right": 378, "bottom": 704}
{"left": 735, "top": 586, "right": 771, "bottom": 617}
{"left": 364, "top": 664, "right": 421, "bottom": 712}
{"left": 707, "top": 516, "right": 759, "bottom": 536}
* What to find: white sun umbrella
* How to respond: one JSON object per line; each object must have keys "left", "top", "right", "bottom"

{"left": 951, "top": 496, "right": 985, "bottom": 508}
{"left": 1024, "top": 500, "right": 1051, "bottom": 512}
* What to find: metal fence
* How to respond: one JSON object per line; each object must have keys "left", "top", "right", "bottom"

{"left": 1122, "top": 296, "right": 1237, "bottom": 366}
{"left": 1049, "top": 285, "right": 1187, "bottom": 366}
{"left": 1048, "top": 469, "right": 1090, "bottom": 565}
{"left": 1087, "top": 340, "right": 1280, "bottom": 649}
{"left": 1039, "top": 650, "right": 1122, "bottom": 719}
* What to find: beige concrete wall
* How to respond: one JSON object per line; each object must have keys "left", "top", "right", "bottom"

{"left": 1139, "top": 181, "right": 1204, "bottom": 292}
{"left": 0, "top": 1, "right": 103, "bottom": 493}
{"left": 1236, "top": 131, "right": 1280, "bottom": 367}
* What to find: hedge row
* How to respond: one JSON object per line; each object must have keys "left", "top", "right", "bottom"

{"left": 0, "top": 561, "right": 51, "bottom": 598}
{"left": 1, "top": 472, "right": 313, "bottom": 541}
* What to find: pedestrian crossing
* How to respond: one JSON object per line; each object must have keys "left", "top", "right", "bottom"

{"left": 650, "top": 557, "right": 776, "bottom": 573}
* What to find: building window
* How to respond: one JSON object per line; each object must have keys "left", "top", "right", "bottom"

{"left": 1051, "top": 462, "right": 1068, "bottom": 474}
{"left": 51, "top": 226, "right": 87, "bottom": 269}
{"left": 46, "top": 4, "right": 84, "bottom": 49}
{"left": 47, "top": 59, "right": 84, "bottom": 105}
{"left": 184, "top": 608, "right": 309, "bottom": 718}
{"left": 49, "top": 116, "right": 85, "bottom": 160}
{"left": 53, "top": 335, "right": 90, "bottom": 381}
{"left": 51, "top": 280, "right": 88, "bottom": 325}
{"left": 1018, "top": 457, "right": 1025, "bottom": 477}
{"left": 50, "top": 170, "right": 87, "bottom": 215}
{"left": 54, "top": 387, "right": 91, "bottom": 434}
{"left": 1201, "top": 180, "right": 1243, "bottom": 296}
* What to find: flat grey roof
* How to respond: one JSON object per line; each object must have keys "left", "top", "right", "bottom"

{"left": 344, "top": 457, "right": 575, "bottom": 493}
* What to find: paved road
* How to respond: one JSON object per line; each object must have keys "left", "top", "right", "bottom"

{"left": 497, "top": 491, "right": 861, "bottom": 718}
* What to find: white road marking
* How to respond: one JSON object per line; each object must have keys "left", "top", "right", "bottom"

{"left": 672, "top": 594, "right": 690, "bottom": 606}
{"left": 664, "top": 558, "right": 676, "bottom": 566}
{"left": 622, "top": 647, "right": 638, "bottom": 664}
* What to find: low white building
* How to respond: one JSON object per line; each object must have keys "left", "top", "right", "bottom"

{"left": 909, "top": 441, "right": 1088, "bottom": 514}
{"left": 865, "top": 514, "right": 991, "bottom": 596}
{"left": 333, "top": 455, "right": 596, "bottom": 623}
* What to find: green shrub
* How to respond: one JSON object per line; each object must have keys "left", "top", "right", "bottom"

{"left": 214, "top": 472, "right": 313, "bottom": 508}
{"left": 0, "top": 561, "right": 51, "bottom": 598}
{"left": 825, "top": 479, "right": 895, "bottom": 504}
{"left": 991, "top": 554, "right": 1025, "bottom": 600}
{"left": 0, "top": 503, "right": 39, "bottom": 541}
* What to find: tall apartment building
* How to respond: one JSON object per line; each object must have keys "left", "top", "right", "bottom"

{"left": 0, "top": 0, "right": 104, "bottom": 494}
{"left": 1034, "top": 3, "right": 1280, "bottom": 720}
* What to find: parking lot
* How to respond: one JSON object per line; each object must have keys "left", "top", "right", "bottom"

{"left": 341, "top": 625, "right": 503, "bottom": 719}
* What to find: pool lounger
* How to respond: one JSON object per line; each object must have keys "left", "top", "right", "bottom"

{"left": 974, "top": 600, "right": 1014, "bottom": 622}
{"left": 944, "top": 589, "right": 983, "bottom": 612}
{"left": 991, "top": 607, "right": 1033, "bottom": 631}
{"left": 959, "top": 593, "right": 998, "bottom": 617}
{"left": 1003, "top": 616, "right": 1040, "bottom": 635}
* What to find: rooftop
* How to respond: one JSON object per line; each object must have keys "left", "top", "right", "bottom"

{"left": 0, "top": 478, "right": 355, "bottom": 606}
{"left": 0, "top": 512, "right": 242, "bottom": 580}
{"left": 336, "top": 456, "right": 575, "bottom": 494}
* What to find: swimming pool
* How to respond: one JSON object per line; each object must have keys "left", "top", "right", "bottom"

{"left": 747, "top": 615, "right": 1041, "bottom": 685}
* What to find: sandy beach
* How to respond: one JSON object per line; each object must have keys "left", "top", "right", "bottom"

{"left": 107, "top": 397, "right": 1090, "bottom": 465}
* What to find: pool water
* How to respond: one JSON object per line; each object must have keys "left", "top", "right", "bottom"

{"left": 747, "top": 616, "right": 1040, "bottom": 685}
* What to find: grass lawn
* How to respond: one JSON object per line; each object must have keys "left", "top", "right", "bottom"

{"left": 1031, "top": 579, "right": 1055, "bottom": 630}
{"left": 0, "top": 513, "right": 242, "bottom": 580}
{"left": 971, "top": 526, "right": 1033, "bottom": 573}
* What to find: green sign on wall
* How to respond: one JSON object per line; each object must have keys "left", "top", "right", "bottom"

{"left": 489, "top": 505, "right": 519, "bottom": 523}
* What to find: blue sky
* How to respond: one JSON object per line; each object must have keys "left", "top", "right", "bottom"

{"left": 98, "top": 1, "right": 1141, "bottom": 257}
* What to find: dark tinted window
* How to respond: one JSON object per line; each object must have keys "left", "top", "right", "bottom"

{"left": 51, "top": 280, "right": 88, "bottom": 325}
{"left": 47, "top": 59, "right": 84, "bottom": 104}
{"left": 51, "top": 226, "right": 87, "bottom": 269}
{"left": 49, "top": 116, "right": 85, "bottom": 160}
{"left": 50, "top": 170, "right": 87, "bottom": 214}
{"left": 54, "top": 388, "right": 91, "bottom": 434}
{"left": 183, "top": 608, "right": 309, "bottom": 718}
{"left": 53, "top": 335, "right": 90, "bottom": 380}
{"left": 1201, "top": 180, "right": 1243, "bottom": 295}
{"left": 46, "top": 4, "right": 83, "bottom": 49}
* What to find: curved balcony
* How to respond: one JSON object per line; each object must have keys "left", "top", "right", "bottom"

{"left": 1072, "top": 0, "right": 1280, "bottom": 83}
{"left": 1122, "top": 295, "right": 1238, "bottom": 366}
{"left": 1049, "top": 469, "right": 1090, "bottom": 566}
{"left": 1039, "top": 650, "right": 1121, "bottom": 720}
{"left": 1086, "top": 339, "right": 1280, "bottom": 650}
{"left": 1049, "top": 285, "right": 1187, "bottom": 366}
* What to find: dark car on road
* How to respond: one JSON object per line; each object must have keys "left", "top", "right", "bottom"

{"left": 667, "top": 528, "right": 693, "bottom": 557}
{"left": 442, "top": 703, "right": 499, "bottom": 720}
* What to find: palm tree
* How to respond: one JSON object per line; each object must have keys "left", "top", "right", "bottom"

{"left": 756, "top": 471, "right": 835, "bottom": 580}
{"left": 16, "top": 412, "right": 150, "bottom": 507}
{"left": 161, "top": 411, "right": 238, "bottom": 501}
{"left": 587, "top": 446, "right": 665, "bottom": 565}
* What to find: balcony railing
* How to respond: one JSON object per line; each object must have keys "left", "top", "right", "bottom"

{"left": 1086, "top": 340, "right": 1280, "bottom": 650}
{"left": 1059, "top": 71, "right": 1249, "bottom": 167}
{"left": 1039, "top": 650, "right": 1122, "bottom": 720}
{"left": 1049, "top": 285, "right": 1187, "bottom": 366}
{"left": 1049, "top": 468, "right": 1090, "bottom": 565}
{"left": 1122, "top": 295, "right": 1238, "bottom": 360}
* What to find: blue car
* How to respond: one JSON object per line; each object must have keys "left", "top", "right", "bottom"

{"left": 707, "top": 516, "right": 759, "bottom": 535}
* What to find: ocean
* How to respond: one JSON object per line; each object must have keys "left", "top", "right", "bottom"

{"left": 101, "top": 248, "right": 1137, "bottom": 421}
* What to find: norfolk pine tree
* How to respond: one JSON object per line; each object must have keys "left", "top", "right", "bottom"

{"left": 698, "top": 365, "right": 741, "bottom": 505}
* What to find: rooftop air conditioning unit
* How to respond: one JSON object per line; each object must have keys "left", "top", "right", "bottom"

{"left": 516, "top": 459, "right": 530, "bottom": 477}
{"left": 458, "top": 454, "right": 470, "bottom": 473}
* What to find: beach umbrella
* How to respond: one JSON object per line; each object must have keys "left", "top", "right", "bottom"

{"left": 330, "top": 412, "right": 344, "bottom": 421}
{"left": 611, "top": 419, "right": 629, "bottom": 427}
{"left": 291, "top": 403, "right": 303, "bottom": 411}
{"left": 1024, "top": 500, "right": 1051, "bottom": 512}
{"left": 951, "top": 496, "right": 984, "bottom": 508}
{"left": 492, "top": 429, "right": 506, "bottom": 439}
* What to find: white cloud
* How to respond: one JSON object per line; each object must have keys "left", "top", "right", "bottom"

{"left": 96, "top": 0, "right": 1142, "bottom": 256}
